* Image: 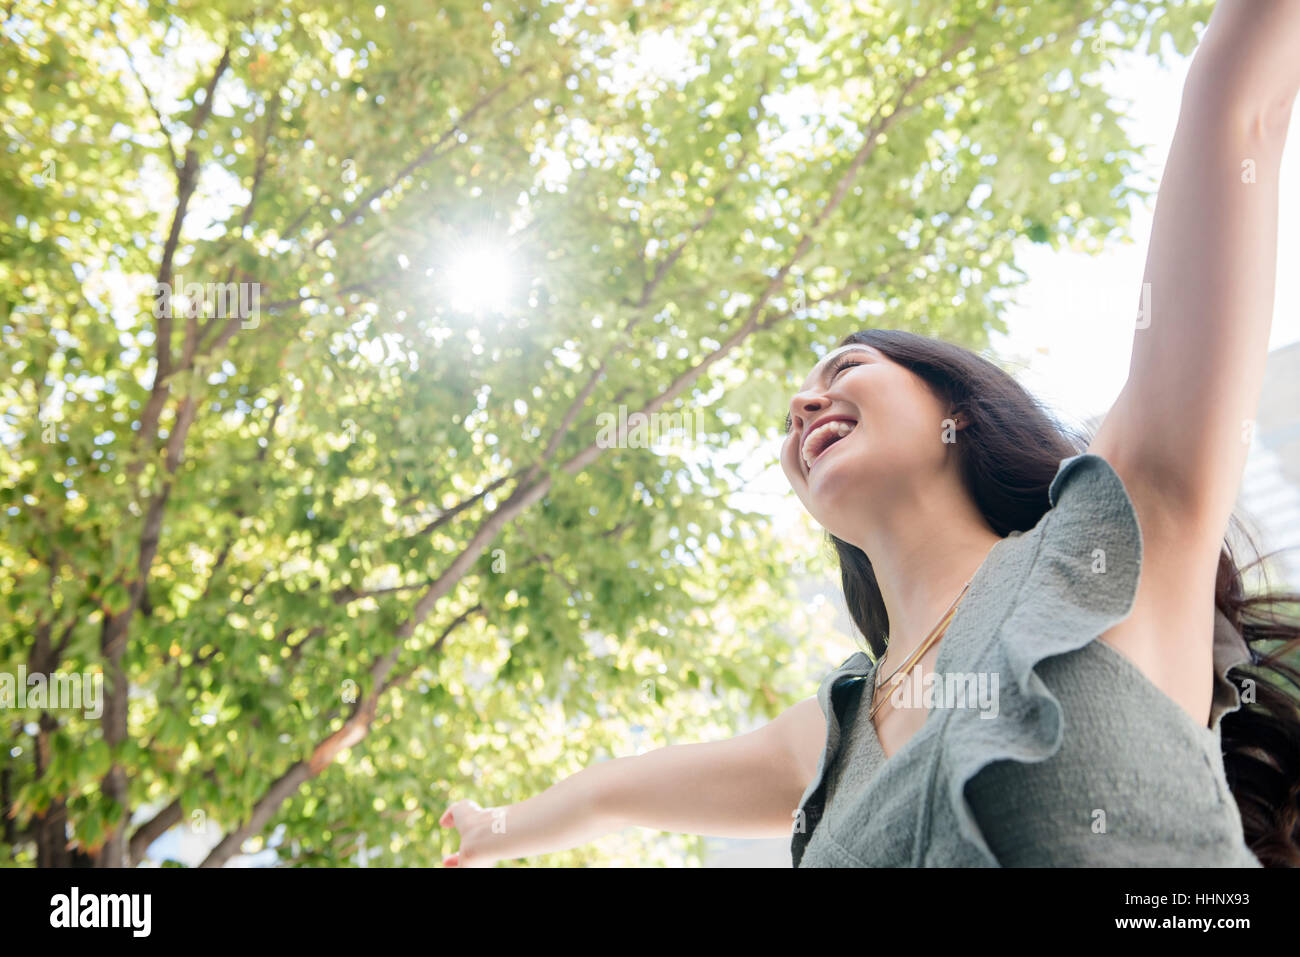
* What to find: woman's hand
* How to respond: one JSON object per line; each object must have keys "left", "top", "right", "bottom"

{"left": 439, "top": 799, "right": 512, "bottom": 867}
{"left": 436, "top": 760, "right": 626, "bottom": 866}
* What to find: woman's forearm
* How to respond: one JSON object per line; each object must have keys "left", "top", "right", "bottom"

{"left": 444, "top": 724, "right": 805, "bottom": 865}
{"left": 496, "top": 736, "right": 799, "bottom": 856}
{"left": 473, "top": 759, "right": 628, "bottom": 862}
{"left": 597, "top": 736, "right": 807, "bottom": 840}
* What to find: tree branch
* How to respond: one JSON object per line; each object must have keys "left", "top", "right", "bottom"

{"left": 309, "top": 67, "right": 535, "bottom": 254}
{"left": 113, "top": 22, "right": 178, "bottom": 171}
{"left": 197, "top": 604, "right": 483, "bottom": 867}
{"left": 399, "top": 471, "right": 517, "bottom": 543}
{"left": 131, "top": 43, "right": 234, "bottom": 475}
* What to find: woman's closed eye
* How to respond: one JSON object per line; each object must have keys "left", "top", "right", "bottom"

{"left": 826, "top": 357, "right": 863, "bottom": 381}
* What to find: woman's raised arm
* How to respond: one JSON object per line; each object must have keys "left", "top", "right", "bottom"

{"left": 1089, "top": 0, "right": 1300, "bottom": 547}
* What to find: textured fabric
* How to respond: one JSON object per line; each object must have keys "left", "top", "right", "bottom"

{"left": 791, "top": 452, "right": 1261, "bottom": 868}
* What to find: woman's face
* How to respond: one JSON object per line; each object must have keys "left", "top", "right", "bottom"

{"left": 780, "top": 343, "right": 958, "bottom": 538}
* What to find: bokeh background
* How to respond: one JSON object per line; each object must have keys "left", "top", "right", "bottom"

{"left": 5, "top": 0, "right": 1298, "bottom": 867}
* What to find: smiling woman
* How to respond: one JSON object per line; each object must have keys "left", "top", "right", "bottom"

{"left": 769, "top": 0, "right": 1300, "bottom": 869}
{"left": 783, "top": 325, "right": 1300, "bottom": 867}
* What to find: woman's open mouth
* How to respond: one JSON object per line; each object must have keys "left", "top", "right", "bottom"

{"left": 801, "top": 417, "right": 858, "bottom": 472}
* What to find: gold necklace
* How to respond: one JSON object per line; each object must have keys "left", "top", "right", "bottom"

{"left": 869, "top": 583, "right": 969, "bottom": 720}
{"left": 868, "top": 540, "right": 997, "bottom": 720}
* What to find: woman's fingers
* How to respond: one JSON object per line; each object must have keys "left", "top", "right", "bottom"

{"left": 439, "top": 798, "right": 482, "bottom": 829}
{"left": 442, "top": 799, "right": 484, "bottom": 867}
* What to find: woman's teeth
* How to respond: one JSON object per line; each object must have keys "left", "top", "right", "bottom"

{"left": 802, "top": 420, "right": 855, "bottom": 471}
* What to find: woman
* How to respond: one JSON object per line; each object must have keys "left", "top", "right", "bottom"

{"left": 783, "top": 331, "right": 1295, "bottom": 867}
{"left": 778, "top": 0, "right": 1300, "bottom": 866}
{"left": 441, "top": 0, "right": 1300, "bottom": 866}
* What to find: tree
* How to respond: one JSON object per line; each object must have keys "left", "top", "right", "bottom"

{"left": 0, "top": 0, "right": 1213, "bottom": 866}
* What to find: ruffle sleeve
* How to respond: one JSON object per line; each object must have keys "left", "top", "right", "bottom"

{"left": 791, "top": 650, "right": 873, "bottom": 866}
{"left": 935, "top": 452, "right": 1250, "bottom": 866}
{"left": 1209, "top": 605, "right": 1252, "bottom": 731}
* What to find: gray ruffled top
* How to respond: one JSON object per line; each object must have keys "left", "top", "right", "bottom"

{"left": 791, "top": 452, "right": 1261, "bottom": 867}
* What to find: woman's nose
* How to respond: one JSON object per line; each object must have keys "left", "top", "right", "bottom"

{"left": 789, "top": 393, "right": 829, "bottom": 429}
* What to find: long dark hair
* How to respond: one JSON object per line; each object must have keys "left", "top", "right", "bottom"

{"left": 826, "top": 328, "right": 1300, "bottom": 867}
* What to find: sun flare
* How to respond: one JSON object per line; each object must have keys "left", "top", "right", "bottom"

{"left": 443, "top": 241, "right": 517, "bottom": 314}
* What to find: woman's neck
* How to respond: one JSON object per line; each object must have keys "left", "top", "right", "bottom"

{"left": 845, "top": 494, "right": 1004, "bottom": 666}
